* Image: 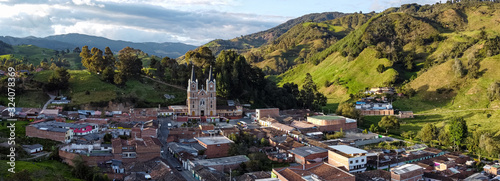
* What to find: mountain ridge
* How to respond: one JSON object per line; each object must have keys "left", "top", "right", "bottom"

{"left": 0, "top": 33, "right": 197, "bottom": 58}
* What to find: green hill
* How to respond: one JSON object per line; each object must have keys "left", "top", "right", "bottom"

{"left": 272, "top": 2, "right": 500, "bottom": 135}
{"left": 32, "top": 70, "right": 186, "bottom": 108}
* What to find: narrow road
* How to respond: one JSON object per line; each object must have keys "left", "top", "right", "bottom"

{"left": 414, "top": 108, "right": 500, "bottom": 116}
{"left": 42, "top": 93, "right": 56, "bottom": 110}
{"left": 157, "top": 117, "right": 196, "bottom": 181}
{"left": 142, "top": 75, "right": 186, "bottom": 91}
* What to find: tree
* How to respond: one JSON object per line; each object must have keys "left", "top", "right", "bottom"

{"left": 401, "top": 131, "right": 416, "bottom": 140}
{"left": 10, "top": 169, "right": 32, "bottom": 181}
{"left": 467, "top": 55, "right": 480, "bottom": 79}
{"left": 336, "top": 102, "right": 363, "bottom": 125}
{"left": 378, "top": 116, "right": 400, "bottom": 134}
{"left": 117, "top": 47, "right": 142, "bottom": 77}
{"left": 438, "top": 129, "right": 450, "bottom": 146}
{"left": 45, "top": 67, "right": 70, "bottom": 91}
{"left": 479, "top": 132, "right": 499, "bottom": 158}
{"left": 101, "top": 66, "right": 115, "bottom": 83}
{"left": 369, "top": 124, "right": 379, "bottom": 133}
{"left": 260, "top": 138, "right": 269, "bottom": 146}
{"left": 103, "top": 47, "right": 115, "bottom": 68}
{"left": 452, "top": 58, "right": 465, "bottom": 77}
{"left": 114, "top": 72, "right": 126, "bottom": 86}
{"left": 298, "top": 73, "right": 327, "bottom": 111}
{"left": 487, "top": 81, "right": 500, "bottom": 101}
{"left": 418, "top": 123, "right": 438, "bottom": 143}
{"left": 449, "top": 117, "right": 468, "bottom": 151}
{"left": 466, "top": 129, "right": 481, "bottom": 160}
{"left": 377, "top": 64, "right": 385, "bottom": 73}
{"left": 72, "top": 156, "right": 92, "bottom": 180}
{"left": 103, "top": 133, "right": 112, "bottom": 143}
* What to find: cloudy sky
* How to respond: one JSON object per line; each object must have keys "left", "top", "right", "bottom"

{"left": 0, "top": 0, "right": 439, "bottom": 45}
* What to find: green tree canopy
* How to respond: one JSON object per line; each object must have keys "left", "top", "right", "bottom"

{"left": 449, "top": 116, "right": 468, "bottom": 151}
{"left": 378, "top": 116, "right": 400, "bottom": 134}
{"left": 418, "top": 123, "right": 438, "bottom": 143}
{"left": 117, "top": 47, "right": 143, "bottom": 77}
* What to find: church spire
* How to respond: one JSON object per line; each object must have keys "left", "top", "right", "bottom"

{"left": 190, "top": 64, "right": 196, "bottom": 82}
{"left": 208, "top": 65, "right": 214, "bottom": 82}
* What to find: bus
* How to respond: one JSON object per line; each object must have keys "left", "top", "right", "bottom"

{"left": 238, "top": 121, "right": 248, "bottom": 129}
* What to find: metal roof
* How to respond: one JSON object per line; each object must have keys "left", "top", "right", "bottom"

{"left": 329, "top": 145, "right": 367, "bottom": 154}
{"left": 391, "top": 164, "right": 422, "bottom": 175}
{"left": 289, "top": 146, "right": 328, "bottom": 157}
{"left": 195, "top": 136, "right": 234, "bottom": 145}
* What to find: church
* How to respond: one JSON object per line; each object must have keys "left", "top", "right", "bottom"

{"left": 164, "top": 65, "right": 243, "bottom": 122}
{"left": 187, "top": 65, "right": 217, "bottom": 117}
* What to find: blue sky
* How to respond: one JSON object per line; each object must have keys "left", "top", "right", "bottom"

{"left": 0, "top": 0, "right": 439, "bottom": 45}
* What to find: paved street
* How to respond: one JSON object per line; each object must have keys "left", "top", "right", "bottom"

{"left": 157, "top": 117, "right": 196, "bottom": 181}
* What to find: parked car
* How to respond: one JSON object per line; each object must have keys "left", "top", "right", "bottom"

{"left": 175, "top": 166, "right": 182, "bottom": 171}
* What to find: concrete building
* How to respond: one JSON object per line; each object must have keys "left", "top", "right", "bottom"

{"left": 390, "top": 164, "right": 423, "bottom": 181}
{"left": 328, "top": 145, "right": 368, "bottom": 173}
{"left": 256, "top": 108, "right": 280, "bottom": 120}
{"left": 355, "top": 102, "right": 394, "bottom": 116}
{"left": 22, "top": 144, "right": 43, "bottom": 154}
{"left": 26, "top": 124, "right": 73, "bottom": 143}
{"left": 188, "top": 155, "right": 249, "bottom": 172}
{"left": 484, "top": 164, "right": 500, "bottom": 175}
{"left": 288, "top": 146, "right": 328, "bottom": 165}
{"left": 111, "top": 137, "right": 161, "bottom": 163}
{"left": 272, "top": 162, "right": 355, "bottom": 181}
{"left": 195, "top": 136, "right": 234, "bottom": 158}
{"left": 307, "top": 115, "right": 357, "bottom": 132}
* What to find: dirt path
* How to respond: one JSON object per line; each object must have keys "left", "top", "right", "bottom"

{"left": 42, "top": 93, "right": 56, "bottom": 110}
{"left": 414, "top": 108, "right": 500, "bottom": 116}
{"left": 141, "top": 75, "right": 186, "bottom": 91}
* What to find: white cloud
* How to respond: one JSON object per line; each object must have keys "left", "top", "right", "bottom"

{"left": 0, "top": 0, "right": 286, "bottom": 45}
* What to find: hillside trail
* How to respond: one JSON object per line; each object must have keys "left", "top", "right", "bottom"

{"left": 141, "top": 75, "right": 186, "bottom": 91}
{"left": 42, "top": 93, "right": 56, "bottom": 110}
{"left": 414, "top": 108, "right": 500, "bottom": 116}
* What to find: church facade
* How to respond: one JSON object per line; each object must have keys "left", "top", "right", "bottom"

{"left": 187, "top": 65, "right": 217, "bottom": 117}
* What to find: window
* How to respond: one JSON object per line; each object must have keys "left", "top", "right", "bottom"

{"left": 350, "top": 161, "right": 353, "bottom": 164}
{"left": 361, "top": 159, "right": 364, "bottom": 162}
{"left": 122, "top": 147, "right": 127, "bottom": 150}
{"left": 356, "top": 160, "right": 358, "bottom": 163}
{"left": 217, "top": 144, "right": 220, "bottom": 147}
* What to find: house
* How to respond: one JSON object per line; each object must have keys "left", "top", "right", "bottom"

{"left": 218, "top": 127, "right": 240, "bottom": 137}
{"left": 484, "top": 164, "right": 500, "bottom": 175}
{"left": 399, "top": 111, "right": 414, "bottom": 118}
{"left": 259, "top": 117, "right": 279, "bottom": 127}
{"left": 256, "top": 108, "right": 280, "bottom": 120}
{"left": 22, "top": 144, "right": 43, "bottom": 154}
{"left": 307, "top": 115, "right": 357, "bottom": 132}
{"left": 59, "top": 143, "right": 114, "bottom": 166}
{"left": 188, "top": 155, "right": 249, "bottom": 172}
{"left": 355, "top": 102, "right": 394, "bottom": 116}
{"left": 354, "top": 169, "right": 391, "bottom": 181}
{"left": 270, "top": 123, "right": 295, "bottom": 133}
{"left": 235, "top": 171, "right": 274, "bottom": 181}
{"left": 390, "top": 164, "right": 423, "bottom": 181}
{"left": 195, "top": 136, "right": 234, "bottom": 158}
{"left": 191, "top": 165, "right": 227, "bottom": 181}
{"left": 122, "top": 157, "right": 183, "bottom": 181}
{"left": 217, "top": 105, "right": 243, "bottom": 119}
{"left": 40, "top": 109, "right": 59, "bottom": 117}
{"left": 111, "top": 137, "right": 162, "bottom": 163}
{"left": 272, "top": 162, "right": 355, "bottom": 181}
{"left": 328, "top": 145, "right": 368, "bottom": 173}
{"left": 288, "top": 146, "right": 328, "bottom": 165}
{"left": 26, "top": 124, "right": 73, "bottom": 143}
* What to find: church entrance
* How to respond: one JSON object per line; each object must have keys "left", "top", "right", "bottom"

{"left": 200, "top": 110, "right": 205, "bottom": 116}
